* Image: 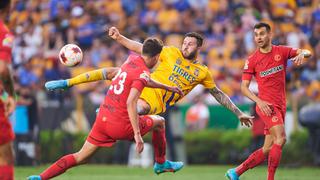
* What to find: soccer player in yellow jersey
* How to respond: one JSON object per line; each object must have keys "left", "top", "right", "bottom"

{"left": 46, "top": 27, "right": 253, "bottom": 126}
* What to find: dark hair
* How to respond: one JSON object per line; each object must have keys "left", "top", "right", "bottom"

{"left": 184, "top": 32, "right": 204, "bottom": 47}
{"left": 142, "top": 38, "right": 164, "bottom": 57}
{"left": 254, "top": 22, "right": 271, "bottom": 32}
{"left": 0, "top": 0, "right": 10, "bottom": 10}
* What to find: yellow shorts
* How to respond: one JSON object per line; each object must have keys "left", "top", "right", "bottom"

{"left": 140, "top": 87, "right": 165, "bottom": 115}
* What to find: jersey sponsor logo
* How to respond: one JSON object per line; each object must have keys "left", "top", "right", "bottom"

{"left": 274, "top": 54, "right": 281, "bottom": 61}
{"left": 172, "top": 64, "right": 196, "bottom": 83}
{"left": 139, "top": 71, "right": 150, "bottom": 82}
{"left": 244, "top": 60, "right": 249, "bottom": 70}
{"left": 260, "top": 65, "right": 284, "bottom": 77}
{"left": 2, "top": 34, "right": 14, "bottom": 48}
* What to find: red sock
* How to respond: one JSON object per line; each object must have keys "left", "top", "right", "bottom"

{"left": 236, "top": 148, "right": 266, "bottom": 176}
{"left": 152, "top": 128, "right": 166, "bottom": 164}
{"left": 0, "top": 165, "right": 14, "bottom": 180}
{"left": 40, "top": 154, "right": 77, "bottom": 180}
{"left": 268, "top": 144, "right": 282, "bottom": 180}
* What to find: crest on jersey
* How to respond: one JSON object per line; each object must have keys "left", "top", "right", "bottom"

{"left": 2, "top": 34, "right": 14, "bottom": 48}
{"left": 176, "top": 58, "right": 182, "bottom": 65}
{"left": 194, "top": 68, "right": 199, "bottom": 77}
{"left": 244, "top": 60, "right": 249, "bottom": 70}
{"left": 139, "top": 71, "right": 150, "bottom": 82}
{"left": 274, "top": 54, "right": 281, "bottom": 61}
{"left": 272, "top": 116, "right": 279, "bottom": 122}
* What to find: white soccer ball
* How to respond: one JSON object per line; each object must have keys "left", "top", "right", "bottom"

{"left": 59, "top": 44, "right": 83, "bottom": 67}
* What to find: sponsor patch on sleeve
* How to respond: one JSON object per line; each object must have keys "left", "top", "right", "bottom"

{"left": 2, "top": 34, "right": 14, "bottom": 48}
{"left": 139, "top": 71, "right": 150, "bottom": 82}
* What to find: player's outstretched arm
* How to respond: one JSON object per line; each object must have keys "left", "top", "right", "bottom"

{"left": 291, "top": 49, "right": 312, "bottom": 66}
{"left": 127, "top": 87, "right": 144, "bottom": 154}
{"left": 209, "top": 86, "right": 253, "bottom": 127}
{"left": 45, "top": 67, "right": 119, "bottom": 91}
{"left": 0, "top": 61, "right": 16, "bottom": 116}
{"left": 108, "top": 27, "right": 143, "bottom": 54}
{"left": 147, "top": 79, "right": 184, "bottom": 96}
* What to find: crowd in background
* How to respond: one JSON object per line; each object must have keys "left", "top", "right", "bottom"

{"left": 7, "top": 0, "right": 320, "bottom": 123}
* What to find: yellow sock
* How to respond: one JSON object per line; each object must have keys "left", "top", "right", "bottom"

{"left": 68, "top": 68, "right": 107, "bottom": 86}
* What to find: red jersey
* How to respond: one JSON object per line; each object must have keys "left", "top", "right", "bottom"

{"left": 0, "top": 20, "right": 13, "bottom": 63}
{"left": 242, "top": 45, "right": 298, "bottom": 111}
{"left": 101, "top": 54, "right": 150, "bottom": 122}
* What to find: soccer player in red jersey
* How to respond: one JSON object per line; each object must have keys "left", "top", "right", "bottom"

{"left": 0, "top": 1, "right": 16, "bottom": 180}
{"left": 28, "top": 38, "right": 184, "bottom": 180}
{"left": 226, "top": 22, "right": 311, "bottom": 180}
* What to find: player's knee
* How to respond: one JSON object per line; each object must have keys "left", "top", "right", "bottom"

{"left": 262, "top": 145, "right": 272, "bottom": 154}
{"left": 152, "top": 115, "right": 165, "bottom": 130}
{"left": 0, "top": 150, "right": 14, "bottom": 165}
{"left": 274, "top": 136, "right": 286, "bottom": 146}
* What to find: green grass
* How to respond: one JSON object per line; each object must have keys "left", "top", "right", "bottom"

{"left": 17, "top": 165, "right": 320, "bottom": 180}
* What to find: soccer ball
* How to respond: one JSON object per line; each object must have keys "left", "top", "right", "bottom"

{"left": 59, "top": 44, "right": 83, "bottom": 67}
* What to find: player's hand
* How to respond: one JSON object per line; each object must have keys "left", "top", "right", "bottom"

{"left": 4, "top": 95, "right": 15, "bottom": 117}
{"left": 108, "top": 27, "right": 120, "bottom": 40}
{"left": 167, "top": 86, "right": 184, "bottom": 96}
{"left": 257, "top": 100, "right": 273, "bottom": 116}
{"left": 291, "top": 53, "right": 305, "bottom": 66}
{"left": 134, "top": 133, "right": 144, "bottom": 154}
{"left": 238, "top": 113, "right": 253, "bottom": 127}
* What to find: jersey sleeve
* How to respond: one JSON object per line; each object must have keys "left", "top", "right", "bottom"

{"left": 242, "top": 58, "right": 255, "bottom": 81}
{"left": 0, "top": 33, "right": 13, "bottom": 62}
{"left": 279, "top": 45, "right": 298, "bottom": 59}
{"left": 201, "top": 68, "right": 216, "bottom": 89}
{"left": 131, "top": 71, "right": 150, "bottom": 92}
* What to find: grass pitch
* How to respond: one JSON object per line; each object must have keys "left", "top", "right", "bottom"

{"left": 16, "top": 165, "right": 320, "bottom": 180}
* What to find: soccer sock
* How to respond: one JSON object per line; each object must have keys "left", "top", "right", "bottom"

{"left": 40, "top": 154, "right": 77, "bottom": 180}
{"left": 236, "top": 148, "right": 266, "bottom": 176}
{"left": 268, "top": 144, "right": 282, "bottom": 180}
{"left": 152, "top": 128, "right": 166, "bottom": 164}
{"left": 0, "top": 165, "right": 14, "bottom": 180}
{"left": 68, "top": 68, "right": 107, "bottom": 86}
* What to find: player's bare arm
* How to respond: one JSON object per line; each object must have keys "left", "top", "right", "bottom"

{"left": 0, "top": 60, "right": 16, "bottom": 117}
{"left": 147, "top": 79, "right": 183, "bottom": 96}
{"left": 45, "top": 67, "right": 120, "bottom": 91}
{"left": 127, "top": 87, "right": 144, "bottom": 154}
{"left": 209, "top": 86, "right": 253, "bottom": 127}
{"left": 291, "top": 49, "right": 312, "bottom": 66}
{"left": 241, "top": 80, "right": 272, "bottom": 117}
{"left": 108, "top": 27, "right": 143, "bottom": 54}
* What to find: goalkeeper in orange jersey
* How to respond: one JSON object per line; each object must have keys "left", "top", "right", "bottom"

{"left": 46, "top": 27, "right": 253, "bottom": 126}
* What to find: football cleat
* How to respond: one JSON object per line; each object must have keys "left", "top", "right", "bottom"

{"left": 153, "top": 160, "right": 184, "bottom": 175}
{"left": 45, "top": 80, "right": 69, "bottom": 91}
{"left": 225, "top": 168, "right": 240, "bottom": 180}
{"left": 27, "top": 175, "right": 42, "bottom": 180}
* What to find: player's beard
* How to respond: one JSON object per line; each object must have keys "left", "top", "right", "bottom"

{"left": 183, "top": 49, "right": 197, "bottom": 60}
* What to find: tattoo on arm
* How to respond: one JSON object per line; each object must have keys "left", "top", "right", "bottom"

{"left": 209, "top": 87, "right": 242, "bottom": 116}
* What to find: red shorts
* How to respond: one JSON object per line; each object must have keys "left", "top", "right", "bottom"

{"left": 256, "top": 105, "right": 285, "bottom": 135}
{"left": 0, "top": 102, "right": 15, "bottom": 145}
{"left": 87, "top": 115, "right": 154, "bottom": 147}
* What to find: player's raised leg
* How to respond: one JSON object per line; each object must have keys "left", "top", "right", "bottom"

{"left": 0, "top": 142, "right": 14, "bottom": 180}
{"left": 146, "top": 115, "right": 184, "bottom": 174}
{"left": 226, "top": 134, "right": 273, "bottom": 180}
{"left": 28, "top": 141, "right": 99, "bottom": 180}
{"left": 267, "top": 125, "right": 286, "bottom": 180}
